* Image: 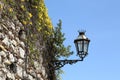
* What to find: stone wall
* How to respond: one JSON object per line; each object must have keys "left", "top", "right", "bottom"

{"left": 0, "top": 0, "right": 57, "bottom": 79}
{"left": 0, "top": 15, "right": 49, "bottom": 80}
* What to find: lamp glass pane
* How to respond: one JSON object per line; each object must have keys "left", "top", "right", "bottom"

{"left": 77, "top": 41, "right": 83, "bottom": 52}
{"left": 75, "top": 42, "right": 78, "bottom": 53}
{"left": 84, "top": 40, "right": 89, "bottom": 53}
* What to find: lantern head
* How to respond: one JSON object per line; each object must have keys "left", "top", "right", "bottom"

{"left": 74, "top": 31, "right": 90, "bottom": 59}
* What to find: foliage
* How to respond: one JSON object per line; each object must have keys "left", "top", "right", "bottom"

{"left": 1, "top": 0, "right": 72, "bottom": 80}
{"left": 52, "top": 20, "right": 73, "bottom": 80}
{"left": 1, "top": 0, "right": 53, "bottom": 65}
{"left": 53, "top": 20, "right": 73, "bottom": 59}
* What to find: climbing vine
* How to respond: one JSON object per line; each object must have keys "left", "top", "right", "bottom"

{"left": 0, "top": 0, "right": 54, "bottom": 70}
{"left": 1, "top": 0, "right": 72, "bottom": 80}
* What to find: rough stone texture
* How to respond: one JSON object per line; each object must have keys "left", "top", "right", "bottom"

{"left": 19, "top": 47, "right": 25, "bottom": 58}
{"left": 0, "top": 2, "right": 50, "bottom": 80}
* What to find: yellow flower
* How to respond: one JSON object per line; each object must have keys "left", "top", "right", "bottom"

{"left": 39, "top": 22, "right": 41, "bottom": 25}
{"left": 45, "top": 31, "right": 48, "bottom": 34}
{"left": 34, "top": 6, "right": 38, "bottom": 9}
{"left": 45, "top": 18, "right": 50, "bottom": 24}
{"left": 21, "top": 0, "right": 25, "bottom": 2}
{"left": 38, "top": 27, "right": 42, "bottom": 31}
{"left": 29, "top": 22, "right": 32, "bottom": 25}
{"left": 38, "top": 13, "right": 42, "bottom": 19}
{"left": 22, "top": 20, "right": 27, "bottom": 25}
{"left": 44, "top": 12, "right": 48, "bottom": 18}
{"left": 32, "top": 5, "right": 38, "bottom": 9}
{"left": 28, "top": 12, "right": 32, "bottom": 18}
{"left": 45, "top": 31, "right": 50, "bottom": 35}
{"left": 41, "top": 17, "right": 43, "bottom": 20}
{"left": 9, "top": 8, "right": 13, "bottom": 12}
{"left": 21, "top": 5, "right": 25, "bottom": 10}
{"left": 0, "top": 4, "right": 3, "bottom": 10}
{"left": 48, "top": 25, "right": 53, "bottom": 29}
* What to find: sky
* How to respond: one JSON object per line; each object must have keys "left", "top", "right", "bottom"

{"left": 45, "top": 0, "right": 120, "bottom": 80}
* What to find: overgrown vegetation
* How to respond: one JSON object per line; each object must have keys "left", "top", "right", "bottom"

{"left": 50, "top": 20, "right": 73, "bottom": 80}
{"left": 0, "top": 0, "right": 72, "bottom": 80}
{"left": 1, "top": 0, "right": 53, "bottom": 65}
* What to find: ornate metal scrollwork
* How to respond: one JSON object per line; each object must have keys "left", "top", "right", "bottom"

{"left": 52, "top": 58, "right": 83, "bottom": 70}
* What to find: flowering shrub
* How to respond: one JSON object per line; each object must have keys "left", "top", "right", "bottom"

{"left": 1, "top": 1, "right": 73, "bottom": 80}
{"left": 1, "top": 0, "right": 53, "bottom": 66}
{"left": 1, "top": 0, "right": 52, "bottom": 32}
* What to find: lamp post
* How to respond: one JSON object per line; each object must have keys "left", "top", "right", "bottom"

{"left": 52, "top": 31, "right": 90, "bottom": 70}
{"left": 74, "top": 31, "right": 90, "bottom": 60}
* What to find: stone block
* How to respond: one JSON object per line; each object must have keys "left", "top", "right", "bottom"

{"left": 2, "top": 37, "right": 10, "bottom": 47}
{"left": 20, "top": 41, "right": 25, "bottom": 48}
{"left": 8, "top": 31, "right": 14, "bottom": 39}
{"left": 0, "top": 71, "right": 6, "bottom": 80}
{"left": 7, "top": 72, "right": 15, "bottom": 79}
{"left": 0, "top": 33, "right": 5, "bottom": 40}
{"left": 11, "top": 40, "right": 17, "bottom": 46}
{"left": 19, "top": 47, "right": 25, "bottom": 58}
{"left": 4, "top": 59, "right": 11, "bottom": 65}
{"left": 9, "top": 53, "right": 15, "bottom": 62}
{"left": 16, "top": 65, "right": 23, "bottom": 78}
{"left": 18, "top": 58, "right": 24, "bottom": 65}
{"left": 0, "top": 51, "right": 6, "bottom": 57}
{"left": 0, "top": 56, "right": 2, "bottom": 64}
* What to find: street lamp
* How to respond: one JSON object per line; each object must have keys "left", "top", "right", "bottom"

{"left": 52, "top": 31, "right": 90, "bottom": 70}
{"left": 74, "top": 31, "right": 90, "bottom": 60}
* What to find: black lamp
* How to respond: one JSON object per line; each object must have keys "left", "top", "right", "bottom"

{"left": 52, "top": 31, "right": 90, "bottom": 70}
{"left": 74, "top": 31, "right": 90, "bottom": 60}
